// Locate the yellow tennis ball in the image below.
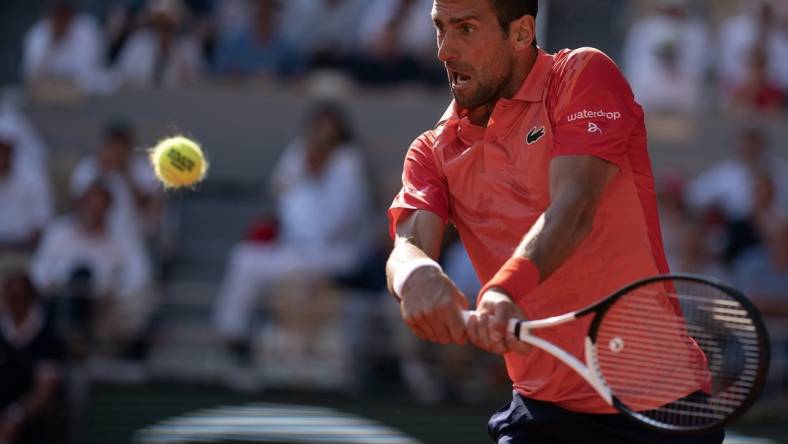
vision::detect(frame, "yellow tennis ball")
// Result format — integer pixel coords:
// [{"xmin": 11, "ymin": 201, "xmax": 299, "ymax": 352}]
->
[{"xmin": 149, "ymin": 136, "xmax": 208, "ymax": 188}]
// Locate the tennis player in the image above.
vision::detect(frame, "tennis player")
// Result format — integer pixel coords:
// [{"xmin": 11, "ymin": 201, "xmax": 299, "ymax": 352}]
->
[{"xmin": 386, "ymin": 1, "xmax": 724, "ymax": 443}]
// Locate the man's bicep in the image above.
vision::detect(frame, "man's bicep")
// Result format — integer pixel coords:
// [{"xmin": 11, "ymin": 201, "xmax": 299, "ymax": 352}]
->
[
  {"xmin": 549, "ymin": 155, "xmax": 618, "ymax": 203},
  {"xmin": 395, "ymin": 209, "xmax": 446, "ymax": 260}
]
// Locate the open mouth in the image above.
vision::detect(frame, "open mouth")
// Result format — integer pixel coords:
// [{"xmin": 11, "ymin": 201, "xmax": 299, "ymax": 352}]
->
[{"xmin": 450, "ymin": 70, "xmax": 471, "ymax": 87}]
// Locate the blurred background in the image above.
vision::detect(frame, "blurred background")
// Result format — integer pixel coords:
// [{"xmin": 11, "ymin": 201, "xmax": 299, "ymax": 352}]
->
[{"xmin": 0, "ymin": 0, "xmax": 786, "ymax": 443}]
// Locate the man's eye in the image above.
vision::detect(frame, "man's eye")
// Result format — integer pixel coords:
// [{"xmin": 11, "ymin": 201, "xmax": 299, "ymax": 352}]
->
[{"xmin": 460, "ymin": 25, "xmax": 474, "ymax": 34}]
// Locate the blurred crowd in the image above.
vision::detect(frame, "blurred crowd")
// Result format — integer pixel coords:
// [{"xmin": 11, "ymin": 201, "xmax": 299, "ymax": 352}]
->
[
  {"xmin": 20, "ymin": 0, "xmax": 443, "ymax": 94},
  {"xmin": 12, "ymin": 0, "xmax": 788, "ymax": 115},
  {"xmin": 623, "ymin": 0, "xmax": 788, "ymax": 114},
  {"xmin": 1, "ymin": 0, "xmax": 788, "ymax": 442}
]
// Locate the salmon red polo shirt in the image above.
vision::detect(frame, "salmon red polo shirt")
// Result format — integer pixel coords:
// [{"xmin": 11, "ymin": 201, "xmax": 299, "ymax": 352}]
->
[{"xmin": 389, "ymin": 48, "xmax": 677, "ymax": 413}]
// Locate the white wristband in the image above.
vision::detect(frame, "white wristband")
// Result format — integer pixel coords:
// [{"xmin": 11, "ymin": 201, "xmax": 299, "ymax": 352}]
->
[{"xmin": 393, "ymin": 257, "xmax": 442, "ymax": 299}]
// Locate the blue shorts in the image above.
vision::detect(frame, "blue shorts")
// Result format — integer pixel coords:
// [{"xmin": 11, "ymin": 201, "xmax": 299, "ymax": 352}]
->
[{"xmin": 488, "ymin": 391, "xmax": 725, "ymax": 444}]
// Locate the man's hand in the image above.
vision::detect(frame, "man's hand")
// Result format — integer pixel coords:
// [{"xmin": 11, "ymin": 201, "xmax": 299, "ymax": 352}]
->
[
  {"xmin": 400, "ymin": 266, "xmax": 469, "ymax": 345},
  {"xmin": 467, "ymin": 289, "xmax": 531, "ymax": 355}
]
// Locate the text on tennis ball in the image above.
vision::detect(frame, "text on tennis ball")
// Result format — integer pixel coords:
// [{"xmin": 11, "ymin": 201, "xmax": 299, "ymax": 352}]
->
[{"xmin": 167, "ymin": 148, "xmax": 196, "ymax": 172}]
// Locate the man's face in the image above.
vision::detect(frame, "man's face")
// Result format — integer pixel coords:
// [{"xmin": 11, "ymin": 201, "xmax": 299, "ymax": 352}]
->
[{"xmin": 432, "ymin": 0, "xmax": 516, "ymax": 110}]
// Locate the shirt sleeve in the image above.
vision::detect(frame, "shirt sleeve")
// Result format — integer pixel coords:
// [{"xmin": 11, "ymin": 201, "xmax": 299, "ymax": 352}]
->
[
  {"xmin": 387, "ymin": 133, "xmax": 449, "ymax": 238},
  {"xmin": 549, "ymin": 49, "xmax": 640, "ymax": 168}
]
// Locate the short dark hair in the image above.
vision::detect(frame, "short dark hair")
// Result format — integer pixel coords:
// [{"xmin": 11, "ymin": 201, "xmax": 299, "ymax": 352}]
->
[{"xmin": 489, "ymin": 0, "xmax": 538, "ymax": 46}]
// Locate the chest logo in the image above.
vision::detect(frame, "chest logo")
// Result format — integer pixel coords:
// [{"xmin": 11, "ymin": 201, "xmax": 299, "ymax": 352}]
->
[{"xmin": 526, "ymin": 126, "xmax": 545, "ymax": 145}]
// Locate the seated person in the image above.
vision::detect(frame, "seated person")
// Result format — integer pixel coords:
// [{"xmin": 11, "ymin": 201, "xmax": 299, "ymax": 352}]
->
[
  {"xmin": 29, "ymin": 181, "xmax": 152, "ymax": 360},
  {"xmin": 69, "ymin": 121, "xmax": 162, "ymax": 240},
  {"xmin": 20, "ymin": 1, "xmax": 111, "ymax": 94},
  {"xmin": 113, "ymin": 0, "xmax": 205, "ymax": 89},
  {"xmin": 213, "ymin": 103, "xmax": 372, "ymax": 363},
  {"xmin": 0, "ymin": 271, "xmax": 65, "ymax": 444}
]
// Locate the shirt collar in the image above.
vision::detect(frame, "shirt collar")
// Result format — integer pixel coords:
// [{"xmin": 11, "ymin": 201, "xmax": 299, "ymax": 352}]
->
[
  {"xmin": 438, "ymin": 48, "xmax": 554, "ymax": 126},
  {"xmin": 511, "ymin": 48, "xmax": 554, "ymax": 102}
]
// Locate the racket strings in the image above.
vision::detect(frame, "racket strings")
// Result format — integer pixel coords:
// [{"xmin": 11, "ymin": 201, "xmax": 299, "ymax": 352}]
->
[{"xmin": 594, "ymin": 280, "xmax": 765, "ymax": 429}]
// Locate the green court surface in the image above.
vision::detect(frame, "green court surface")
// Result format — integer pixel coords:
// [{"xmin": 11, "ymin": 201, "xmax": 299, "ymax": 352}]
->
[{"xmin": 86, "ymin": 384, "xmax": 788, "ymax": 444}]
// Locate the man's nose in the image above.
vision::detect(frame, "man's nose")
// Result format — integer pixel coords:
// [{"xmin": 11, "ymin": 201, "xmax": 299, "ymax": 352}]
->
[{"xmin": 437, "ymin": 34, "xmax": 459, "ymax": 63}]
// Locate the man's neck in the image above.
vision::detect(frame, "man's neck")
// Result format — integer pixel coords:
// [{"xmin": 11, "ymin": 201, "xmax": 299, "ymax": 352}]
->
[{"xmin": 467, "ymin": 48, "xmax": 539, "ymax": 127}]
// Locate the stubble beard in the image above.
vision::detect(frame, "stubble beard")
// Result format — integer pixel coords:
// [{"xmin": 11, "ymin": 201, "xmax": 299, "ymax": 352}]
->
[{"xmin": 450, "ymin": 59, "xmax": 513, "ymax": 111}]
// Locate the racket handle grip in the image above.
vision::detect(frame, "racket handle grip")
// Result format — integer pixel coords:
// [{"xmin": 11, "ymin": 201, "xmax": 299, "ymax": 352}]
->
[{"xmin": 461, "ymin": 310, "xmax": 520, "ymax": 335}]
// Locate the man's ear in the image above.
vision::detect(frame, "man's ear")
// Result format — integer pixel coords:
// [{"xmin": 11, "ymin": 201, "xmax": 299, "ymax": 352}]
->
[{"xmin": 510, "ymin": 15, "xmax": 536, "ymax": 51}]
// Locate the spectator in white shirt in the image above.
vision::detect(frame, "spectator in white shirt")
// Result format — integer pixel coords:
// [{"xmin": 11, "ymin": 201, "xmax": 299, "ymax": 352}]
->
[
  {"xmin": 213, "ymin": 103, "xmax": 372, "ymax": 360},
  {"xmin": 30, "ymin": 181, "xmax": 152, "ymax": 358},
  {"xmin": 621, "ymin": 0, "xmax": 710, "ymax": 112},
  {"xmin": 0, "ymin": 129, "xmax": 52, "ymax": 252},
  {"xmin": 686, "ymin": 127, "xmax": 788, "ymax": 263},
  {"xmin": 30, "ymin": 181, "xmax": 151, "ymax": 300},
  {"xmin": 21, "ymin": 1, "xmax": 113, "ymax": 95},
  {"xmin": 686, "ymin": 127, "xmax": 788, "ymax": 222},
  {"xmin": 69, "ymin": 122, "xmax": 161, "ymax": 239},
  {"xmin": 114, "ymin": 0, "xmax": 206, "ymax": 88},
  {"xmin": 719, "ymin": 0, "xmax": 788, "ymax": 100}
]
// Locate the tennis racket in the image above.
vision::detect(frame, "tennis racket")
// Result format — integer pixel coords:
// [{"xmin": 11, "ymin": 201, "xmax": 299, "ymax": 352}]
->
[{"xmin": 462, "ymin": 273, "xmax": 770, "ymax": 434}]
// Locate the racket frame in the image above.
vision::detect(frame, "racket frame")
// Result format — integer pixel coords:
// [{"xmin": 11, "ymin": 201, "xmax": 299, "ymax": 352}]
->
[{"xmin": 469, "ymin": 273, "xmax": 771, "ymax": 434}]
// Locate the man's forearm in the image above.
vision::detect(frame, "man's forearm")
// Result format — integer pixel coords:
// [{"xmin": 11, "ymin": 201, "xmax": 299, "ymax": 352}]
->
[{"xmin": 386, "ymin": 210, "xmax": 446, "ymax": 298}]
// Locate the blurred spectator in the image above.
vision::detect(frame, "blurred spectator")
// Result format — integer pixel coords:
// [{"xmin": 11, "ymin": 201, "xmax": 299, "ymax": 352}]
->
[
  {"xmin": 114, "ymin": 0, "xmax": 206, "ymax": 88},
  {"xmin": 280, "ymin": 0, "xmax": 366, "ymax": 71},
  {"xmin": 0, "ymin": 272, "xmax": 65, "ymax": 444},
  {"xmin": 734, "ymin": 215, "xmax": 788, "ymax": 317},
  {"xmin": 21, "ymin": 1, "xmax": 113, "ymax": 95},
  {"xmin": 69, "ymin": 121, "xmax": 162, "ymax": 239},
  {"xmin": 622, "ymin": 0, "xmax": 710, "ymax": 113},
  {"xmin": 356, "ymin": 0, "xmax": 440, "ymax": 85},
  {"xmin": 0, "ymin": 129, "xmax": 52, "ymax": 252},
  {"xmin": 719, "ymin": 0, "xmax": 788, "ymax": 101},
  {"xmin": 29, "ymin": 182, "xmax": 152, "ymax": 361},
  {"xmin": 105, "ymin": 2, "xmax": 146, "ymax": 65},
  {"xmin": 686, "ymin": 127, "xmax": 788, "ymax": 262},
  {"xmin": 213, "ymin": 103, "xmax": 373, "ymax": 363},
  {"xmin": 214, "ymin": 0, "xmax": 302, "ymax": 78},
  {"xmin": 731, "ymin": 47, "xmax": 786, "ymax": 112},
  {"xmin": 686, "ymin": 127, "xmax": 788, "ymax": 222},
  {"xmin": 671, "ymin": 218, "xmax": 727, "ymax": 280}
]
